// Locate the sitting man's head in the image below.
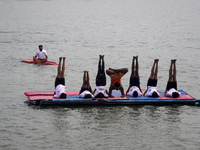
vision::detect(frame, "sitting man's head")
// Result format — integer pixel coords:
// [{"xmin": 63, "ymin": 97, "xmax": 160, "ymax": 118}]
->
[
  {"xmin": 84, "ymin": 94, "xmax": 92, "ymax": 98},
  {"xmin": 152, "ymin": 91, "xmax": 159, "ymax": 97},
  {"xmin": 95, "ymin": 93, "xmax": 104, "ymax": 98},
  {"xmin": 114, "ymin": 82, "xmax": 121, "ymax": 90},
  {"xmin": 59, "ymin": 93, "xmax": 67, "ymax": 99},
  {"xmin": 39, "ymin": 45, "xmax": 43, "ymax": 51},
  {"xmin": 172, "ymin": 92, "xmax": 179, "ymax": 98},
  {"xmin": 133, "ymin": 91, "xmax": 138, "ymax": 97}
]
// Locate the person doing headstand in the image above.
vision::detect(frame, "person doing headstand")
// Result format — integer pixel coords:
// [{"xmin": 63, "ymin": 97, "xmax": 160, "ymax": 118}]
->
[
  {"xmin": 106, "ymin": 67, "xmax": 128, "ymax": 98},
  {"xmin": 93, "ymin": 55, "xmax": 109, "ymax": 98},
  {"xmin": 54, "ymin": 57, "xmax": 67, "ymax": 99},
  {"xmin": 126, "ymin": 56, "xmax": 142, "ymax": 97},
  {"xmin": 165, "ymin": 59, "xmax": 180, "ymax": 98},
  {"xmin": 144, "ymin": 59, "xmax": 160, "ymax": 97},
  {"xmin": 79, "ymin": 70, "xmax": 93, "ymax": 98}
]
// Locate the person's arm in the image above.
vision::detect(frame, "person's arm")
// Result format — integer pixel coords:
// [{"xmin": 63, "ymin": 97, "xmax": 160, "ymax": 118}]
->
[
  {"xmin": 109, "ymin": 84, "xmax": 114, "ymax": 98},
  {"xmin": 92, "ymin": 89, "xmax": 96, "ymax": 95},
  {"xmin": 120, "ymin": 86, "xmax": 125, "ymax": 97},
  {"xmin": 138, "ymin": 85, "xmax": 142, "ymax": 93},
  {"xmin": 46, "ymin": 55, "xmax": 48, "ymax": 60},
  {"xmin": 164, "ymin": 88, "xmax": 167, "ymax": 95},
  {"xmin": 106, "ymin": 90, "xmax": 109, "ymax": 95},
  {"xmin": 126, "ymin": 86, "xmax": 130, "ymax": 95},
  {"xmin": 143, "ymin": 89, "xmax": 148, "ymax": 95}
]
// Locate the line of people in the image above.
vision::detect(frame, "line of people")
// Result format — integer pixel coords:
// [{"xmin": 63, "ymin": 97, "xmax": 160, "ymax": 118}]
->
[{"xmin": 53, "ymin": 55, "xmax": 181, "ymax": 99}]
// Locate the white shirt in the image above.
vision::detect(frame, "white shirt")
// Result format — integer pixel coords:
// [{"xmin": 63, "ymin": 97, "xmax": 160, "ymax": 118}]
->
[
  {"xmin": 127, "ymin": 86, "xmax": 142, "ymax": 97},
  {"xmin": 94, "ymin": 86, "xmax": 109, "ymax": 98},
  {"xmin": 144, "ymin": 86, "xmax": 160, "ymax": 97},
  {"xmin": 35, "ymin": 50, "xmax": 47, "ymax": 60},
  {"xmin": 79, "ymin": 90, "xmax": 94, "ymax": 98},
  {"xmin": 166, "ymin": 88, "xmax": 181, "ymax": 97},
  {"xmin": 54, "ymin": 84, "xmax": 65, "ymax": 98}
]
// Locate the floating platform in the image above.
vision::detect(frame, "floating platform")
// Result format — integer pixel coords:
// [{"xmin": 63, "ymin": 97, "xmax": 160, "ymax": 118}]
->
[
  {"xmin": 22, "ymin": 59, "xmax": 58, "ymax": 65},
  {"xmin": 24, "ymin": 90, "xmax": 200, "ymax": 106}
]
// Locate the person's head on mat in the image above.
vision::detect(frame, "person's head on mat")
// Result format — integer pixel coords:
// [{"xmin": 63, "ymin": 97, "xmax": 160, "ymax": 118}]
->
[
  {"xmin": 95, "ymin": 92, "xmax": 105, "ymax": 98},
  {"xmin": 152, "ymin": 91, "xmax": 159, "ymax": 97},
  {"xmin": 172, "ymin": 92, "xmax": 179, "ymax": 98},
  {"xmin": 114, "ymin": 82, "xmax": 121, "ymax": 90},
  {"xmin": 60, "ymin": 93, "xmax": 67, "ymax": 99},
  {"xmin": 84, "ymin": 94, "xmax": 92, "ymax": 98},
  {"xmin": 133, "ymin": 91, "xmax": 138, "ymax": 97}
]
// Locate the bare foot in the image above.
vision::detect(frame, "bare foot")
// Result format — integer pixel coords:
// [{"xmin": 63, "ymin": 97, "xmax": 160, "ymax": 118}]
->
[
  {"xmin": 155, "ymin": 59, "xmax": 159, "ymax": 62},
  {"xmin": 63, "ymin": 57, "xmax": 66, "ymax": 59},
  {"xmin": 102, "ymin": 55, "xmax": 104, "ymax": 61}
]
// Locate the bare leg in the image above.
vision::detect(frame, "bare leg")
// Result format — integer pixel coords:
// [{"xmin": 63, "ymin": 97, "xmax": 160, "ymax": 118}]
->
[
  {"xmin": 86, "ymin": 71, "xmax": 91, "ymax": 88},
  {"xmin": 82, "ymin": 70, "xmax": 87, "ymax": 88},
  {"xmin": 40, "ymin": 59, "xmax": 47, "ymax": 63},
  {"xmin": 109, "ymin": 68, "xmax": 128, "ymax": 74},
  {"xmin": 135, "ymin": 56, "xmax": 139, "ymax": 78},
  {"xmin": 154, "ymin": 59, "xmax": 159, "ymax": 79},
  {"xmin": 168, "ymin": 60, "xmax": 173, "ymax": 82},
  {"xmin": 61, "ymin": 57, "xmax": 65, "ymax": 78},
  {"xmin": 131, "ymin": 56, "xmax": 135, "ymax": 78},
  {"xmin": 173, "ymin": 59, "xmax": 177, "ymax": 82},
  {"xmin": 101, "ymin": 55, "xmax": 104, "ymax": 70},
  {"xmin": 106, "ymin": 69, "xmax": 115, "ymax": 75},
  {"xmin": 150, "ymin": 60, "xmax": 156, "ymax": 79},
  {"xmin": 56, "ymin": 57, "xmax": 62, "ymax": 78}
]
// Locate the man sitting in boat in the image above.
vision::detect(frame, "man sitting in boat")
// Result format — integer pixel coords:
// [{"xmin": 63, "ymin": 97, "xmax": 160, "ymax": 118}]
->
[
  {"xmin": 165, "ymin": 59, "xmax": 181, "ymax": 98},
  {"xmin": 106, "ymin": 67, "xmax": 128, "ymax": 98},
  {"xmin": 144, "ymin": 59, "xmax": 160, "ymax": 97},
  {"xmin": 79, "ymin": 70, "xmax": 94, "ymax": 98},
  {"xmin": 93, "ymin": 55, "xmax": 109, "ymax": 98},
  {"xmin": 54, "ymin": 57, "xmax": 67, "ymax": 99},
  {"xmin": 33, "ymin": 45, "xmax": 48, "ymax": 63},
  {"xmin": 126, "ymin": 56, "xmax": 142, "ymax": 97}
]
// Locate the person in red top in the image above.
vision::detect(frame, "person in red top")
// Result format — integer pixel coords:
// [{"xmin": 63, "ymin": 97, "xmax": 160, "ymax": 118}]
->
[{"xmin": 106, "ymin": 68, "xmax": 128, "ymax": 97}]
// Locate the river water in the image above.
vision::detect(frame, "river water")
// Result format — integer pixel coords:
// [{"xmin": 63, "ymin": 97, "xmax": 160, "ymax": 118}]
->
[{"xmin": 0, "ymin": 0, "xmax": 200, "ymax": 149}]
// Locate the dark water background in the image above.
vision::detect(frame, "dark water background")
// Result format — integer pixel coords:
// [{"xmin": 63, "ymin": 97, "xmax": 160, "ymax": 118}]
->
[{"xmin": 0, "ymin": 0, "xmax": 200, "ymax": 149}]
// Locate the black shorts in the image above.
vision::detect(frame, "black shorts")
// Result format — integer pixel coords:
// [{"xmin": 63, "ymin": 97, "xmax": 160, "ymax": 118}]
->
[
  {"xmin": 130, "ymin": 77, "xmax": 140, "ymax": 87},
  {"xmin": 166, "ymin": 81, "xmax": 177, "ymax": 91},
  {"xmin": 147, "ymin": 78, "xmax": 157, "ymax": 87},
  {"xmin": 55, "ymin": 78, "xmax": 65, "ymax": 88},
  {"xmin": 80, "ymin": 87, "xmax": 92, "ymax": 94}
]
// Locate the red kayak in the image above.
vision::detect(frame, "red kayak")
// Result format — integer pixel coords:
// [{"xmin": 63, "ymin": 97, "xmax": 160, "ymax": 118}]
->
[{"xmin": 22, "ymin": 59, "xmax": 58, "ymax": 65}]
